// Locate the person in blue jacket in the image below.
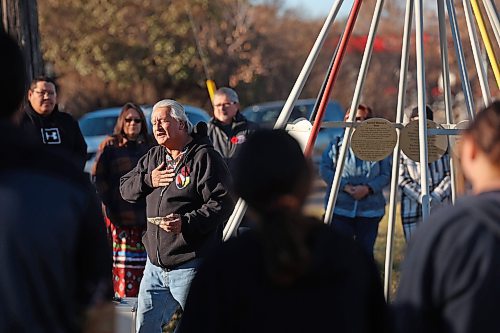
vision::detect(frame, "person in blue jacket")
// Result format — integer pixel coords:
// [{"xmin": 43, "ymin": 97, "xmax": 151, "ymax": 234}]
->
[{"xmin": 320, "ymin": 104, "xmax": 391, "ymax": 258}]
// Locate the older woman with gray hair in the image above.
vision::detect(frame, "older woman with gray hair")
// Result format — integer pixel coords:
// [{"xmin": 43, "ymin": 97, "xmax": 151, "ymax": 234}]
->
[{"xmin": 120, "ymin": 99, "xmax": 234, "ymax": 333}]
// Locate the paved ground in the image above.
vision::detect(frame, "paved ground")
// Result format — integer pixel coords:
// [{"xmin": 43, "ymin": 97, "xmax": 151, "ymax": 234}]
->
[{"xmin": 305, "ymin": 177, "xmax": 327, "ymax": 218}]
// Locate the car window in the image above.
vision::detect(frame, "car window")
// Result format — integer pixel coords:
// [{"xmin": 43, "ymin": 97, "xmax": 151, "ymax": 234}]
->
[
  {"xmin": 242, "ymin": 100, "xmax": 345, "ymax": 140},
  {"xmin": 291, "ymin": 105, "xmax": 309, "ymax": 121},
  {"xmin": 242, "ymin": 109, "xmax": 261, "ymax": 123},
  {"xmin": 301, "ymin": 103, "xmax": 343, "ymax": 122},
  {"xmin": 244, "ymin": 105, "xmax": 307, "ymax": 127},
  {"xmin": 79, "ymin": 116, "xmax": 117, "ymax": 136},
  {"xmin": 243, "ymin": 103, "xmax": 315, "ymax": 126},
  {"xmin": 186, "ymin": 112, "xmax": 209, "ymax": 126},
  {"xmin": 322, "ymin": 103, "xmax": 343, "ymax": 121},
  {"xmin": 260, "ymin": 107, "xmax": 282, "ymax": 125}
]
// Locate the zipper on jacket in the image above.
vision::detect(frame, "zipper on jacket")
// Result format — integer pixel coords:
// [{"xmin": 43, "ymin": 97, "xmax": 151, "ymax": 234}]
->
[
  {"xmin": 156, "ymin": 150, "xmax": 168, "ymax": 268},
  {"xmin": 154, "ymin": 143, "xmax": 195, "ymax": 268},
  {"xmin": 156, "ymin": 188, "xmax": 166, "ymax": 268}
]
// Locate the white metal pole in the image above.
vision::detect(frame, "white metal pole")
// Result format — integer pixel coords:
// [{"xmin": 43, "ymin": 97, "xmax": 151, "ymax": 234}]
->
[
  {"xmin": 223, "ymin": 0, "xmax": 345, "ymax": 240},
  {"xmin": 324, "ymin": 0, "xmax": 386, "ymax": 225},
  {"xmin": 482, "ymin": 0, "xmax": 500, "ymax": 52},
  {"xmin": 463, "ymin": 0, "xmax": 492, "ymax": 106},
  {"xmin": 446, "ymin": 0, "xmax": 475, "ymax": 120},
  {"xmin": 274, "ymin": 0, "xmax": 345, "ymax": 130},
  {"xmin": 437, "ymin": 0, "xmax": 457, "ymax": 204},
  {"xmin": 384, "ymin": 0, "xmax": 413, "ymax": 301},
  {"xmin": 222, "ymin": 198, "xmax": 244, "ymax": 241},
  {"xmin": 415, "ymin": 0, "xmax": 430, "ymax": 221}
]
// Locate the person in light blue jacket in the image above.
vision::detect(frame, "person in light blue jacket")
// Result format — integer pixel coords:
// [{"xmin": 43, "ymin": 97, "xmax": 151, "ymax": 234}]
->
[{"xmin": 320, "ymin": 104, "xmax": 391, "ymax": 259}]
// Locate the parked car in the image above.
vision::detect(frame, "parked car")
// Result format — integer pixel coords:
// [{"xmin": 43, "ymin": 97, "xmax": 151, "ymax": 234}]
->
[
  {"xmin": 241, "ymin": 99, "xmax": 345, "ymax": 163},
  {"xmin": 78, "ymin": 104, "xmax": 210, "ymax": 175}
]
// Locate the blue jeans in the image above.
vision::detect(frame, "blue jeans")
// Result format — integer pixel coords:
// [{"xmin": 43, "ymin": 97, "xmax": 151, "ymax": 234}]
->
[
  {"xmin": 331, "ymin": 214, "xmax": 382, "ymax": 259},
  {"xmin": 136, "ymin": 257, "xmax": 200, "ymax": 333}
]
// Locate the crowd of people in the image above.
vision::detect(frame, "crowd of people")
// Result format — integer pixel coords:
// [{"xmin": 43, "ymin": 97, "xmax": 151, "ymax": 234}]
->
[{"xmin": 2, "ymin": 29, "xmax": 500, "ymax": 333}]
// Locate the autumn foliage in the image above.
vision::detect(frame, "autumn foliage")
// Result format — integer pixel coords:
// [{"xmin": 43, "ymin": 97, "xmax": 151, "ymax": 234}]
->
[{"xmin": 38, "ymin": 0, "xmax": 498, "ymax": 120}]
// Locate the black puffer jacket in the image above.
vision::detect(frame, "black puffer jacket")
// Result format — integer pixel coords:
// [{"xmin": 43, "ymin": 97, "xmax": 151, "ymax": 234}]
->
[
  {"xmin": 207, "ymin": 112, "xmax": 258, "ymax": 170},
  {"xmin": 120, "ymin": 123, "xmax": 234, "ymax": 268}
]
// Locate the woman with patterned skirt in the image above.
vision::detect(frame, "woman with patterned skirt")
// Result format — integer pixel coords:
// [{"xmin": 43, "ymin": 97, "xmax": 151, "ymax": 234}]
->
[{"xmin": 94, "ymin": 103, "xmax": 153, "ymax": 298}]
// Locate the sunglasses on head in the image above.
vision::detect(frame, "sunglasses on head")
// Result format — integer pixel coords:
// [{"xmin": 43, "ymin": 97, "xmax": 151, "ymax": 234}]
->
[{"xmin": 125, "ymin": 118, "xmax": 141, "ymax": 124}]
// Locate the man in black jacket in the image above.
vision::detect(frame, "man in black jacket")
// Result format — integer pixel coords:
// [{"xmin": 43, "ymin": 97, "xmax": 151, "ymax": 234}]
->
[
  {"xmin": 207, "ymin": 87, "xmax": 258, "ymax": 171},
  {"xmin": 21, "ymin": 76, "xmax": 87, "ymax": 170},
  {"xmin": 0, "ymin": 31, "xmax": 112, "ymax": 333},
  {"xmin": 120, "ymin": 99, "xmax": 234, "ymax": 333}
]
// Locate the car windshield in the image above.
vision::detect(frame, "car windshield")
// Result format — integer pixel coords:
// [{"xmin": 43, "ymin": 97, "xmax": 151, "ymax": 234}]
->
[
  {"xmin": 79, "ymin": 116, "xmax": 118, "ymax": 136},
  {"xmin": 187, "ymin": 112, "xmax": 211, "ymax": 127},
  {"xmin": 79, "ymin": 107, "xmax": 210, "ymax": 137},
  {"xmin": 243, "ymin": 101, "xmax": 342, "ymax": 127}
]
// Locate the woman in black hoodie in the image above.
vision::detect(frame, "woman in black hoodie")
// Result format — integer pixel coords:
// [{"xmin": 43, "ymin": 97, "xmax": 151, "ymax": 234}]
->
[{"xmin": 179, "ymin": 129, "xmax": 388, "ymax": 333}]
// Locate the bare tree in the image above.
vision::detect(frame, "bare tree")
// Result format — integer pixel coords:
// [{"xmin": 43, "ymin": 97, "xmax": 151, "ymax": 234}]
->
[{"xmin": 1, "ymin": 0, "xmax": 43, "ymax": 81}]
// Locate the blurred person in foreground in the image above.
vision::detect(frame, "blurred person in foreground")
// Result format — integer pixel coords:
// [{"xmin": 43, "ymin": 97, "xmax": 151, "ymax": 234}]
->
[
  {"xmin": 207, "ymin": 87, "xmax": 258, "ymax": 170},
  {"xmin": 120, "ymin": 99, "xmax": 234, "ymax": 333},
  {"xmin": 399, "ymin": 105, "xmax": 451, "ymax": 241},
  {"xmin": 320, "ymin": 104, "xmax": 391, "ymax": 259},
  {"xmin": 393, "ymin": 100, "xmax": 500, "ymax": 333},
  {"xmin": 0, "ymin": 31, "xmax": 113, "ymax": 333},
  {"xmin": 178, "ymin": 129, "xmax": 388, "ymax": 333},
  {"xmin": 20, "ymin": 75, "xmax": 87, "ymax": 170},
  {"xmin": 94, "ymin": 103, "xmax": 154, "ymax": 298}
]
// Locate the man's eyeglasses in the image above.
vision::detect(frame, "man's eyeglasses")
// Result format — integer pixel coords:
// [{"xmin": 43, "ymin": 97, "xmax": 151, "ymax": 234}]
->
[
  {"xmin": 124, "ymin": 118, "xmax": 142, "ymax": 124},
  {"xmin": 214, "ymin": 102, "xmax": 237, "ymax": 108},
  {"xmin": 33, "ymin": 90, "xmax": 56, "ymax": 97}
]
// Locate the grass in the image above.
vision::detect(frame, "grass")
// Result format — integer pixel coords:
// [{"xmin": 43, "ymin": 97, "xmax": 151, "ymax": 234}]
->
[{"xmin": 374, "ymin": 205, "xmax": 406, "ymax": 301}]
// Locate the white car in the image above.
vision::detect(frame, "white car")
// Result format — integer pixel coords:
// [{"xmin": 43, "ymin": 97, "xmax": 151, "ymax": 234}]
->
[{"xmin": 78, "ymin": 105, "xmax": 210, "ymax": 175}]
